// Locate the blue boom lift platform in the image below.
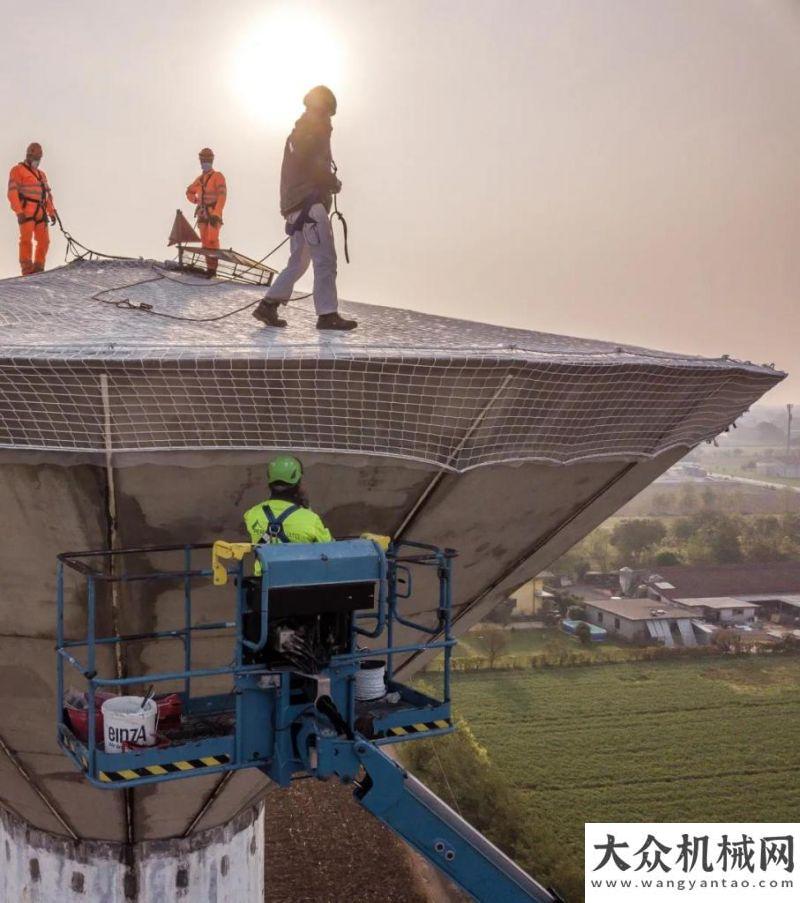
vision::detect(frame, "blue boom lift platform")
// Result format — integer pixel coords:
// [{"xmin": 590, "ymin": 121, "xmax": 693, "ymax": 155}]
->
[{"xmin": 56, "ymin": 537, "xmax": 565, "ymax": 902}]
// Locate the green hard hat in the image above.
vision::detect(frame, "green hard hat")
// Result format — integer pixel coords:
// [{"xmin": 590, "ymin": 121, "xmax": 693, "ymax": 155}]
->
[{"xmin": 267, "ymin": 454, "xmax": 303, "ymax": 486}]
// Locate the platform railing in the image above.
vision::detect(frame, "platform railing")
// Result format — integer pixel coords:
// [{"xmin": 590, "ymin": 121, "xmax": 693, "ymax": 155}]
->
[{"xmin": 56, "ymin": 539, "xmax": 457, "ymax": 780}]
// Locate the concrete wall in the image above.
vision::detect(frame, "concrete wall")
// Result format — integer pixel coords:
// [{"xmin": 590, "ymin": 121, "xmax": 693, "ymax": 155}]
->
[
  {"xmin": 0, "ymin": 446, "xmax": 688, "ymax": 843},
  {"xmin": 584, "ymin": 605, "xmax": 646, "ymax": 642},
  {"xmin": 717, "ymin": 607, "xmax": 757, "ymax": 625},
  {"xmin": 0, "ymin": 801, "xmax": 263, "ymax": 902}
]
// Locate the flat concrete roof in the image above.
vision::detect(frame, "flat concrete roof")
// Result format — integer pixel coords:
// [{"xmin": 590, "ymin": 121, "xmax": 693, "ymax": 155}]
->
[
  {"xmin": 584, "ymin": 598, "xmax": 692, "ymax": 621},
  {"xmin": 675, "ymin": 596, "xmax": 760, "ymax": 610},
  {"xmin": 0, "ymin": 259, "xmax": 785, "ymax": 471}
]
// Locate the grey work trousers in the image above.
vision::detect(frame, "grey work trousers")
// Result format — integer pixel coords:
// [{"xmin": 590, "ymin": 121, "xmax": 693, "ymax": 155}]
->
[{"xmin": 265, "ymin": 203, "xmax": 338, "ymax": 316}]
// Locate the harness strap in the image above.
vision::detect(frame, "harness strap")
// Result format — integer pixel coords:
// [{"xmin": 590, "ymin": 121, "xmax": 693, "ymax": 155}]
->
[
  {"xmin": 260, "ymin": 503, "xmax": 301, "ymax": 544},
  {"xmin": 18, "ymin": 163, "xmax": 50, "ymax": 222},
  {"xmin": 197, "ymin": 171, "xmax": 220, "ymax": 217},
  {"xmin": 285, "ymin": 194, "xmax": 318, "ymax": 237}
]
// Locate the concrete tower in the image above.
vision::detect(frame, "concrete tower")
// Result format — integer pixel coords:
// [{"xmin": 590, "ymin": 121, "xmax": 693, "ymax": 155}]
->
[{"xmin": 0, "ymin": 260, "xmax": 784, "ymax": 900}]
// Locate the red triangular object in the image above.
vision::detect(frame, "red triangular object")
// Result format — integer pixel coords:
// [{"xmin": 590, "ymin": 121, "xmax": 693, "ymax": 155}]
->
[{"xmin": 168, "ymin": 209, "xmax": 201, "ymax": 246}]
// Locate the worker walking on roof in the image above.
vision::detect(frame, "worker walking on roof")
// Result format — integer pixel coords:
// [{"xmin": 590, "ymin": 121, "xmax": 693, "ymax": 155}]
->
[
  {"xmin": 252, "ymin": 86, "xmax": 357, "ymax": 331},
  {"xmin": 243, "ymin": 455, "xmax": 333, "ymax": 575},
  {"xmin": 7, "ymin": 143, "xmax": 57, "ymax": 276},
  {"xmin": 185, "ymin": 148, "xmax": 226, "ymax": 277}
]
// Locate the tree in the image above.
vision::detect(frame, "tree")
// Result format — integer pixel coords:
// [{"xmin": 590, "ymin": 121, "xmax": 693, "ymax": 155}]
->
[
  {"xmin": 476, "ymin": 625, "xmax": 509, "ymax": 668},
  {"xmin": 574, "ymin": 622, "xmax": 592, "ymax": 647},
  {"xmin": 654, "ymin": 550, "xmax": 682, "ymax": 566},
  {"xmin": 610, "ymin": 519, "xmax": 667, "ymax": 565},
  {"xmin": 712, "ymin": 628, "xmax": 741, "ymax": 653},
  {"xmin": 740, "ymin": 516, "xmax": 787, "ymax": 563},
  {"xmin": 584, "ymin": 529, "xmax": 614, "ymax": 572},
  {"xmin": 679, "ymin": 484, "xmax": 699, "ymax": 515},
  {"xmin": 485, "ymin": 597, "xmax": 515, "ymax": 626},
  {"xmin": 679, "ymin": 511, "xmax": 743, "ymax": 565},
  {"xmin": 567, "ymin": 604, "xmax": 587, "ymax": 621},
  {"xmin": 548, "ymin": 548, "xmax": 591, "ymax": 581},
  {"xmin": 701, "ymin": 487, "xmax": 716, "ymax": 510}
]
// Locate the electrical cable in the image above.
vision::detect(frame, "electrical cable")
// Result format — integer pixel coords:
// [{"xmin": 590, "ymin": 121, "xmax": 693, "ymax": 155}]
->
[
  {"xmin": 53, "ymin": 206, "xmax": 353, "ymax": 324},
  {"xmin": 91, "ymin": 267, "xmax": 312, "ymax": 324},
  {"xmin": 432, "ymin": 742, "xmax": 463, "ymax": 817}
]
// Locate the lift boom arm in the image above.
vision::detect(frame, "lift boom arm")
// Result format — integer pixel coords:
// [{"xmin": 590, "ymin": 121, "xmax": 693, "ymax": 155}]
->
[{"xmin": 350, "ymin": 741, "xmax": 564, "ymax": 903}]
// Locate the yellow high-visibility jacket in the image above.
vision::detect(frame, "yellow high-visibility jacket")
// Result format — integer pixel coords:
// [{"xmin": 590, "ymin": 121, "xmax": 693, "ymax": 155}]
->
[{"xmin": 243, "ymin": 498, "xmax": 332, "ymax": 575}]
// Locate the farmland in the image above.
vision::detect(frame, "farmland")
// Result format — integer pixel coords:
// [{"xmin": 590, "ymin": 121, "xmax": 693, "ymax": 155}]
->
[{"xmin": 447, "ymin": 657, "xmax": 800, "ymax": 898}]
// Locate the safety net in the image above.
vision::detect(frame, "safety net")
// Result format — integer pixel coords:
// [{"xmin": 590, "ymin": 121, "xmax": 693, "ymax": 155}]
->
[{"xmin": 0, "ymin": 259, "xmax": 784, "ymax": 471}]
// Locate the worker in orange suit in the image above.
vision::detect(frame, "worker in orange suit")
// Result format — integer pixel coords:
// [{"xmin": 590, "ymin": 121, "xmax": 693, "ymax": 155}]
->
[
  {"xmin": 7, "ymin": 142, "xmax": 57, "ymax": 276},
  {"xmin": 185, "ymin": 147, "xmax": 226, "ymax": 277}
]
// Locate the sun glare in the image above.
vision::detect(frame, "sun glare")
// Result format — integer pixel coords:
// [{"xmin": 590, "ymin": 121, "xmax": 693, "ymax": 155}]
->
[{"xmin": 231, "ymin": 10, "xmax": 346, "ymax": 129}]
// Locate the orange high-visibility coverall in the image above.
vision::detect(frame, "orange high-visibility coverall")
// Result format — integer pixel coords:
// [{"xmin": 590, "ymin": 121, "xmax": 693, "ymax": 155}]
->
[
  {"xmin": 185, "ymin": 170, "xmax": 226, "ymax": 275},
  {"xmin": 7, "ymin": 162, "xmax": 56, "ymax": 275}
]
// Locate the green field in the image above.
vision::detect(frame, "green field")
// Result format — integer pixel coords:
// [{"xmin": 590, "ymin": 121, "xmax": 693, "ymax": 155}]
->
[{"xmin": 449, "ymin": 657, "xmax": 800, "ymax": 896}]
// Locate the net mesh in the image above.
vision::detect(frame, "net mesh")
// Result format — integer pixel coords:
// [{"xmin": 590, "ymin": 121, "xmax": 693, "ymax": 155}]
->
[{"xmin": 0, "ymin": 260, "xmax": 784, "ymax": 471}]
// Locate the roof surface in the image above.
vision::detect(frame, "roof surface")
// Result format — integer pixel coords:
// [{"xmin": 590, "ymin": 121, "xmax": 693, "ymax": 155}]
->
[
  {"xmin": 583, "ymin": 597, "xmax": 692, "ymax": 621},
  {"xmin": 674, "ymin": 596, "xmax": 760, "ymax": 610},
  {"xmin": 0, "ymin": 258, "xmax": 784, "ymax": 365},
  {"xmin": 645, "ymin": 563, "xmax": 800, "ymax": 600},
  {"xmin": 0, "ymin": 259, "xmax": 785, "ymax": 470}
]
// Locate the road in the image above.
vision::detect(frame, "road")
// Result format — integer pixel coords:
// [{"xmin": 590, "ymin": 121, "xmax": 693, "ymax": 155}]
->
[{"xmin": 706, "ymin": 471, "xmax": 800, "ymax": 494}]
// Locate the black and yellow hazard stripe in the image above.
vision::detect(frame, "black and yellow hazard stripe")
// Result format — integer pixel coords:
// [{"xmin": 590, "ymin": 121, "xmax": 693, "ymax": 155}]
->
[
  {"xmin": 386, "ymin": 719, "xmax": 451, "ymax": 738},
  {"xmin": 99, "ymin": 754, "xmax": 231, "ymax": 783},
  {"xmin": 61, "ymin": 731, "xmax": 89, "ymax": 771}
]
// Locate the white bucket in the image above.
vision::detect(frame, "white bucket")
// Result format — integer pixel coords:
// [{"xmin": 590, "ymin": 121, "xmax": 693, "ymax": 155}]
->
[
  {"xmin": 355, "ymin": 660, "xmax": 387, "ymax": 701},
  {"xmin": 102, "ymin": 696, "xmax": 158, "ymax": 754}
]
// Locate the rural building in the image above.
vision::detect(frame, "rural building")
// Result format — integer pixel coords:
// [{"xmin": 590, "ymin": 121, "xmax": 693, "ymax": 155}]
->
[
  {"xmin": 583, "ymin": 598, "xmax": 697, "ymax": 646},
  {"xmin": 510, "ymin": 575, "xmax": 555, "ymax": 617},
  {"xmin": 640, "ymin": 563, "xmax": 800, "ymax": 626}
]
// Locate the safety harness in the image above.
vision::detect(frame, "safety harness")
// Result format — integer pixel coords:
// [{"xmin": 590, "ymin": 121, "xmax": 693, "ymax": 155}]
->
[
  {"xmin": 259, "ymin": 503, "xmax": 301, "ymax": 544},
  {"xmin": 285, "ymin": 178, "xmax": 350, "ymax": 263},
  {"xmin": 196, "ymin": 171, "xmax": 222, "ymax": 224},
  {"xmin": 16, "ymin": 162, "xmax": 52, "ymax": 225}
]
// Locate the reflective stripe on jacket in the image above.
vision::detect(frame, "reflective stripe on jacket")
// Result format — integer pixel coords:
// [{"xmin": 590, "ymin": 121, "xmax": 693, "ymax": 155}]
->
[
  {"xmin": 243, "ymin": 498, "xmax": 333, "ymax": 575},
  {"xmin": 7, "ymin": 163, "xmax": 55, "ymax": 220},
  {"xmin": 185, "ymin": 170, "xmax": 227, "ymax": 221}
]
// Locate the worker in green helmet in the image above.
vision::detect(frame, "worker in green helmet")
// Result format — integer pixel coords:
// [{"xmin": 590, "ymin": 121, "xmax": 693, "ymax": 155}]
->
[{"xmin": 243, "ymin": 455, "xmax": 332, "ymax": 574}]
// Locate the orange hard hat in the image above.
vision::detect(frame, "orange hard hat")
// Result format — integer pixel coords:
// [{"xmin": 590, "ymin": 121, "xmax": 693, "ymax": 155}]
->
[
  {"xmin": 26, "ymin": 142, "xmax": 43, "ymax": 158},
  {"xmin": 199, "ymin": 147, "xmax": 214, "ymax": 160}
]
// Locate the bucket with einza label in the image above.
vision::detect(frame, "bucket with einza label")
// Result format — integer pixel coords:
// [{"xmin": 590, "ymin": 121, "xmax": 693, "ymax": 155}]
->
[{"xmin": 101, "ymin": 695, "xmax": 158, "ymax": 753}]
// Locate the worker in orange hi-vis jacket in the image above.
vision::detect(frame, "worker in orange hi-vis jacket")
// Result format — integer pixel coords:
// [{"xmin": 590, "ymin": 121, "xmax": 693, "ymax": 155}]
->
[
  {"xmin": 7, "ymin": 142, "xmax": 57, "ymax": 276},
  {"xmin": 185, "ymin": 147, "xmax": 226, "ymax": 277}
]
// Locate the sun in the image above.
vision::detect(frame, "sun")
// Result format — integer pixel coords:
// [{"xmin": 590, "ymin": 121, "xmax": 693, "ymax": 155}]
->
[{"xmin": 231, "ymin": 9, "xmax": 346, "ymax": 129}]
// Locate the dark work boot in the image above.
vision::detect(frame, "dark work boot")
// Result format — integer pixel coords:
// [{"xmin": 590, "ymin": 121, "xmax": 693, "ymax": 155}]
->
[
  {"xmin": 316, "ymin": 311, "xmax": 358, "ymax": 331},
  {"xmin": 252, "ymin": 299, "xmax": 287, "ymax": 328}
]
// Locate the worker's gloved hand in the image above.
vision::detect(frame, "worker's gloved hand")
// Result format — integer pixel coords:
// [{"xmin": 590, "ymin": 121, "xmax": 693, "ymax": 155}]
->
[
  {"xmin": 49, "ymin": 214, "xmax": 57, "ymax": 226},
  {"xmin": 209, "ymin": 215, "xmax": 222, "ymax": 227},
  {"xmin": 16, "ymin": 213, "xmax": 25, "ymax": 224},
  {"xmin": 331, "ymin": 177, "xmax": 342, "ymax": 194}
]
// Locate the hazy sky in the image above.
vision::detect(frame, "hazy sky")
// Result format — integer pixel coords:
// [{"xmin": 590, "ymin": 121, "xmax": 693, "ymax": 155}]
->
[{"xmin": 1, "ymin": 0, "xmax": 797, "ymax": 403}]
